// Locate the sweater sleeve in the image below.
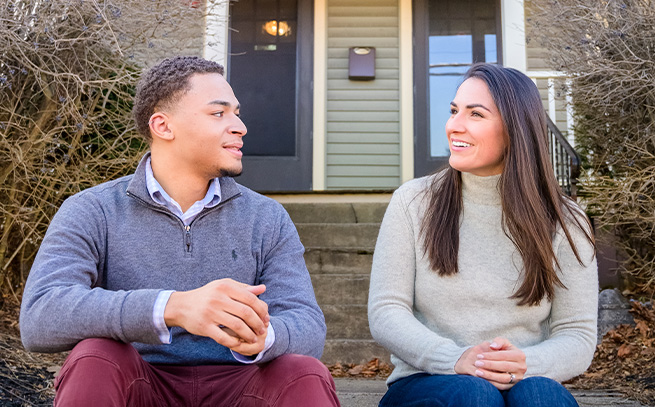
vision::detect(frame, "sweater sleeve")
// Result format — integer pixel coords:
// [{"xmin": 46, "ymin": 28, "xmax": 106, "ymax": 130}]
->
[
  {"xmin": 368, "ymin": 187, "xmax": 469, "ymax": 375},
  {"xmin": 255, "ymin": 204, "xmax": 326, "ymax": 362},
  {"xmin": 522, "ymin": 216, "xmax": 598, "ymax": 382},
  {"xmin": 20, "ymin": 192, "xmax": 163, "ymax": 352}
]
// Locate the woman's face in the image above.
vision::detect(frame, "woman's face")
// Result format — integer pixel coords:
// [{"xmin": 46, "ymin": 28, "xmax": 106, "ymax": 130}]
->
[{"xmin": 446, "ymin": 77, "xmax": 507, "ymax": 177}]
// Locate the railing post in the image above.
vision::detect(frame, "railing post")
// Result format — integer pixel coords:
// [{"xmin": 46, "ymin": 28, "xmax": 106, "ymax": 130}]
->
[
  {"xmin": 529, "ymin": 72, "xmax": 581, "ymax": 200},
  {"xmin": 546, "ymin": 115, "xmax": 581, "ymax": 200}
]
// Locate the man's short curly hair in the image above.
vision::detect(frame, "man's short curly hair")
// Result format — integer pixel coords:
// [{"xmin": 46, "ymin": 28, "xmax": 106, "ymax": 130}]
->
[{"xmin": 133, "ymin": 56, "xmax": 225, "ymax": 142}]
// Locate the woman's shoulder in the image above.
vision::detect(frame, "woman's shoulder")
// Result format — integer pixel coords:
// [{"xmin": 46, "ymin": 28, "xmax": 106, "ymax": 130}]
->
[{"xmin": 394, "ymin": 169, "xmax": 447, "ymax": 199}]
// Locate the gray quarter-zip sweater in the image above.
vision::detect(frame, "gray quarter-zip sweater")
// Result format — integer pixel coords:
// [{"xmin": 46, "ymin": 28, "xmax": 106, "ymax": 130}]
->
[{"xmin": 20, "ymin": 153, "xmax": 326, "ymax": 365}]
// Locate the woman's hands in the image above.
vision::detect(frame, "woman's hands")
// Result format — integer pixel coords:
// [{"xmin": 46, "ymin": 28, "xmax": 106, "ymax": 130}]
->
[
  {"xmin": 454, "ymin": 341, "xmax": 493, "ymax": 376},
  {"xmin": 454, "ymin": 337, "xmax": 527, "ymax": 390}
]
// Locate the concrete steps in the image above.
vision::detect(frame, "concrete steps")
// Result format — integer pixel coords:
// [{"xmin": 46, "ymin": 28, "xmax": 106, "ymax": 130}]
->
[
  {"xmin": 304, "ymin": 248, "xmax": 373, "ymax": 275},
  {"xmin": 281, "ymin": 200, "xmax": 391, "ymax": 364},
  {"xmin": 284, "ymin": 202, "xmax": 387, "ymax": 224},
  {"xmin": 296, "ymin": 224, "xmax": 381, "ymax": 249}
]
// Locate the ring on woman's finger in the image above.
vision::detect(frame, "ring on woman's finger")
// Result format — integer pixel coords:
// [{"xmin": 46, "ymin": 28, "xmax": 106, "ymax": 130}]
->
[{"xmin": 508, "ymin": 372, "xmax": 516, "ymax": 384}]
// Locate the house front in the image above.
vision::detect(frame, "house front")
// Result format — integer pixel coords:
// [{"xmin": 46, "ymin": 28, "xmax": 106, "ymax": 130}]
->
[{"xmin": 184, "ymin": 0, "xmax": 573, "ymax": 193}]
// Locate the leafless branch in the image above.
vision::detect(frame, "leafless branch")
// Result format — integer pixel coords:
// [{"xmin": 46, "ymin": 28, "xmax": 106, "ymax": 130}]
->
[
  {"xmin": 529, "ymin": 0, "xmax": 655, "ymax": 297},
  {"xmin": 0, "ymin": 0, "xmax": 226, "ymax": 304}
]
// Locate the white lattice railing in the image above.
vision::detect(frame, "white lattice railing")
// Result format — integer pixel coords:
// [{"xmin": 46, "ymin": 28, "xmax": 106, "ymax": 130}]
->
[
  {"xmin": 528, "ymin": 71, "xmax": 580, "ymax": 199},
  {"xmin": 527, "ymin": 71, "xmax": 575, "ymax": 147}
]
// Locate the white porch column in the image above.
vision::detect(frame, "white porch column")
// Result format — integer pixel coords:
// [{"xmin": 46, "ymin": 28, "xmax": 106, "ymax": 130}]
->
[
  {"xmin": 399, "ymin": 0, "xmax": 415, "ymax": 183},
  {"xmin": 204, "ymin": 1, "xmax": 230, "ymax": 69},
  {"xmin": 501, "ymin": 0, "xmax": 526, "ymax": 71},
  {"xmin": 312, "ymin": 0, "xmax": 327, "ymax": 190}
]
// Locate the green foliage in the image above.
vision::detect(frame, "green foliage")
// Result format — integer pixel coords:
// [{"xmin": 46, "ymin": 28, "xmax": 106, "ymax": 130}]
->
[
  {"xmin": 529, "ymin": 0, "xmax": 655, "ymax": 296},
  {"xmin": 0, "ymin": 0, "xmax": 218, "ymax": 303}
]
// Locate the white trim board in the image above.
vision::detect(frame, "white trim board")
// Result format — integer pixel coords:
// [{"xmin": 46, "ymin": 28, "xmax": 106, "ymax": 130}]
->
[
  {"xmin": 204, "ymin": 0, "xmax": 230, "ymax": 69},
  {"xmin": 312, "ymin": 0, "xmax": 327, "ymax": 190},
  {"xmin": 501, "ymin": 0, "xmax": 526, "ymax": 71}
]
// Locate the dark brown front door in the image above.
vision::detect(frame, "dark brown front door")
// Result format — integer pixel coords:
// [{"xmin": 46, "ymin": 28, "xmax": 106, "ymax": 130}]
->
[{"xmin": 228, "ymin": 0, "xmax": 314, "ymax": 191}]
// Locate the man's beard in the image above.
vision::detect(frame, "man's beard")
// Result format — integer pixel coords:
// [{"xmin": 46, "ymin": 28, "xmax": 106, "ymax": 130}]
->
[{"xmin": 218, "ymin": 168, "xmax": 242, "ymax": 178}]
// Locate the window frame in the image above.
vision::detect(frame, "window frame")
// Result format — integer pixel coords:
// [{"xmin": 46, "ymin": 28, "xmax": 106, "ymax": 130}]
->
[{"xmin": 412, "ymin": 0, "xmax": 503, "ymax": 177}]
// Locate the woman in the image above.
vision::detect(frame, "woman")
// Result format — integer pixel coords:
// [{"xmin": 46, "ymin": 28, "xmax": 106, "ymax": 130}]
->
[{"xmin": 368, "ymin": 63, "xmax": 597, "ymax": 407}]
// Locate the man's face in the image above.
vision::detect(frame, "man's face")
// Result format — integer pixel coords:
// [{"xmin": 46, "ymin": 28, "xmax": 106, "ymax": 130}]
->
[{"xmin": 164, "ymin": 73, "xmax": 247, "ymax": 178}]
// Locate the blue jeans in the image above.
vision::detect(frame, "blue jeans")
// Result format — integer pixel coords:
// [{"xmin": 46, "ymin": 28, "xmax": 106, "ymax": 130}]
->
[{"xmin": 379, "ymin": 373, "xmax": 579, "ymax": 407}]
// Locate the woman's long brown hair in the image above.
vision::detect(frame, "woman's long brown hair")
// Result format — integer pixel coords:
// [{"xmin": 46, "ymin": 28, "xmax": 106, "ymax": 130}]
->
[{"xmin": 420, "ymin": 63, "xmax": 595, "ymax": 306}]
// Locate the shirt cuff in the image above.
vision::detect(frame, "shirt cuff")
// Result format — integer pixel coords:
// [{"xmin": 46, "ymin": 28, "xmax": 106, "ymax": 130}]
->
[
  {"xmin": 153, "ymin": 290, "xmax": 175, "ymax": 344},
  {"xmin": 232, "ymin": 323, "xmax": 276, "ymax": 364}
]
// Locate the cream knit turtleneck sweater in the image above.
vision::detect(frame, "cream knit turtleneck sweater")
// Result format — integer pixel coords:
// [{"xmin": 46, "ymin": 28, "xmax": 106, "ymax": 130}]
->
[{"xmin": 368, "ymin": 171, "xmax": 598, "ymax": 385}]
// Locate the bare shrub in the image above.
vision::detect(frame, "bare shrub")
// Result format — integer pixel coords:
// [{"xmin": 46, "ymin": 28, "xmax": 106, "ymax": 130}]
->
[
  {"xmin": 0, "ymin": 0, "xmax": 222, "ymax": 304},
  {"xmin": 528, "ymin": 0, "xmax": 655, "ymax": 297}
]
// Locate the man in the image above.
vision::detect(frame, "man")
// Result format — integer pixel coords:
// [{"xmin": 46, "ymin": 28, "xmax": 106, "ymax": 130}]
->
[{"xmin": 20, "ymin": 56, "xmax": 339, "ymax": 406}]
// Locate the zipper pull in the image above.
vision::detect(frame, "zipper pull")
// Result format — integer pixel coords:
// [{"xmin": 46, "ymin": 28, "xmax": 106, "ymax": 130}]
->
[{"xmin": 185, "ymin": 225, "xmax": 191, "ymax": 251}]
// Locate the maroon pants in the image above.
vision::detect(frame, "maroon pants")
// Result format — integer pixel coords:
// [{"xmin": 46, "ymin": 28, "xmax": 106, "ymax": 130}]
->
[{"xmin": 54, "ymin": 338, "xmax": 340, "ymax": 407}]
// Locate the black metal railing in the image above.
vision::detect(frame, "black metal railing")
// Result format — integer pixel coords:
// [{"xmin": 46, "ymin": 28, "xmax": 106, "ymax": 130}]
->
[{"xmin": 546, "ymin": 115, "xmax": 581, "ymax": 199}]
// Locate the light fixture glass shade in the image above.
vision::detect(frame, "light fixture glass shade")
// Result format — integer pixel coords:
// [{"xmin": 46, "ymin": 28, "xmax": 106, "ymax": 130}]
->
[{"xmin": 263, "ymin": 20, "xmax": 291, "ymax": 37}]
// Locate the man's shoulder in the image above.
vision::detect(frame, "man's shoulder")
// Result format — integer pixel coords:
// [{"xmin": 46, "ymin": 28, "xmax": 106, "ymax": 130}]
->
[
  {"xmin": 65, "ymin": 174, "xmax": 134, "ymax": 206},
  {"xmin": 221, "ymin": 181, "xmax": 292, "ymax": 229},
  {"xmin": 231, "ymin": 181, "xmax": 285, "ymax": 211},
  {"xmin": 48, "ymin": 174, "xmax": 136, "ymax": 233}
]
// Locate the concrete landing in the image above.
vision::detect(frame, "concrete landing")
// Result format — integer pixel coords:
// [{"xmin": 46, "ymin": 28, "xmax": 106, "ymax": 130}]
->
[{"xmin": 334, "ymin": 378, "xmax": 650, "ymax": 407}]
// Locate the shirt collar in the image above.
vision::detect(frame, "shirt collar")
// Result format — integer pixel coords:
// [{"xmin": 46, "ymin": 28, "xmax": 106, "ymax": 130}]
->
[{"xmin": 144, "ymin": 156, "xmax": 222, "ymax": 212}]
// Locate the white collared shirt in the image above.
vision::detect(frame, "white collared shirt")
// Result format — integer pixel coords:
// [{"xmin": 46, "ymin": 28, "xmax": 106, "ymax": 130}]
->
[{"xmin": 145, "ymin": 157, "xmax": 222, "ymax": 226}]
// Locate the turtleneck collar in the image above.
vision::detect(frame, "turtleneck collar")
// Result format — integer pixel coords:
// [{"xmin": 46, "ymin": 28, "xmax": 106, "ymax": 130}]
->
[{"xmin": 461, "ymin": 171, "xmax": 502, "ymax": 206}]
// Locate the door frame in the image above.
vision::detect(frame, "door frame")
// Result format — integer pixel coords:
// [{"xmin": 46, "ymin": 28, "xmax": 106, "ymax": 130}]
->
[
  {"xmin": 227, "ymin": 0, "xmax": 314, "ymax": 192},
  {"xmin": 412, "ymin": 0, "xmax": 503, "ymax": 178}
]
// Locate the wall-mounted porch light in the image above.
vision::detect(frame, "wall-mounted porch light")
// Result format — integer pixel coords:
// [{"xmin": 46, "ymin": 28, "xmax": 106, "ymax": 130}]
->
[
  {"xmin": 349, "ymin": 47, "xmax": 376, "ymax": 80},
  {"xmin": 263, "ymin": 20, "xmax": 291, "ymax": 37}
]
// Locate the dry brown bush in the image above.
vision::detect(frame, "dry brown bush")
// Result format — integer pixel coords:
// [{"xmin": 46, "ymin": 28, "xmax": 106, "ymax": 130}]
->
[
  {"xmin": 0, "ymin": 0, "xmax": 222, "ymax": 306},
  {"xmin": 528, "ymin": 0, "xmax": 655, "ymax": 297}
]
